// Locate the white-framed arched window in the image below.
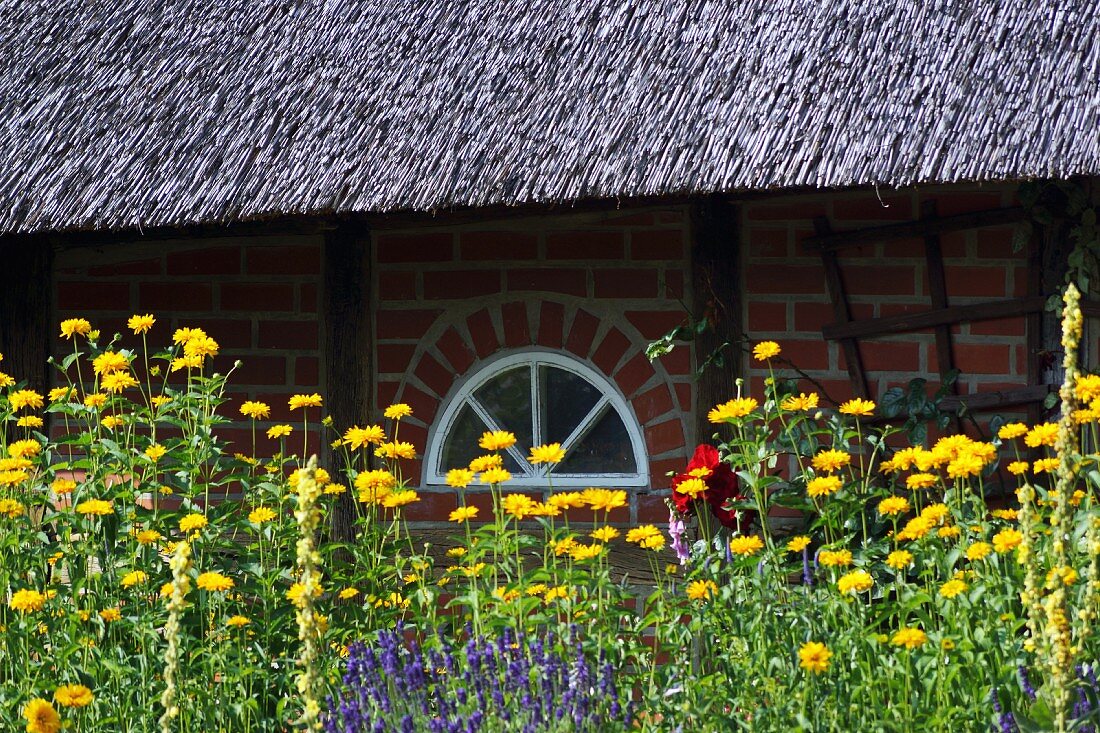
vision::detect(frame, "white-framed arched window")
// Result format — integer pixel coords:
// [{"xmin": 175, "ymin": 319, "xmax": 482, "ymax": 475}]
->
[{"xmin": 425, "ymin": 351, "xmax": 648, "ymax": 487}]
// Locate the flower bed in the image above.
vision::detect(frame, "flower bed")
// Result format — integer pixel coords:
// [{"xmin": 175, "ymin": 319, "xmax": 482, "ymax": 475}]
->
[{"xmin": 2, "ymin": 294, "xmax": 1099, "ymax": 731}]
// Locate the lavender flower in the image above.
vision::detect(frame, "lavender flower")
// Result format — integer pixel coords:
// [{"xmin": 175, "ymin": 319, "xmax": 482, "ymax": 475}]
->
[{"xmin": 669, "ymin": 511, "xmax": 690, "ymax": 564}]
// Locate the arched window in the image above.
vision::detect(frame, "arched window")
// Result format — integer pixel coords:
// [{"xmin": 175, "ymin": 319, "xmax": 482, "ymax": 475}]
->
[{"xmin": 425, "ymin": 352, "xmax": 648, "ymax": 487}]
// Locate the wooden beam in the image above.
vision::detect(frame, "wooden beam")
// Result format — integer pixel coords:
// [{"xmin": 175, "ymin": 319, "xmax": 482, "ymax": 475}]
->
[
  {"xmin": 821, "ymin": 297, "xmax": 1046, "ymax": 341},
  {"xmin": 322, "ymin": 222, "xmax": 373, "ymax": 545},
  {"xmin": 813, "ymin": 217, "xmax": 869, "ymax": 398},
  {"xmin": 0, "ymin": 235, "xmax": 53, "ymax": 394},
  {"xmin": 1026, "ymin": 225, "xmax": 1045, "ymax": 424},
  {"xmin": 921, "ymin": 201, "xmax": 958, "ymax": 395},
  {"xmin": 940, "ymin": 384, "xmax": 1054, "ymax": 413},
  {"xmin": 691, "ymin": 195, "xmax": 741, "ymax": 446},
  {"xmin": 803, "ymin": 207, "xmax": 1026, "ymax": 253}
]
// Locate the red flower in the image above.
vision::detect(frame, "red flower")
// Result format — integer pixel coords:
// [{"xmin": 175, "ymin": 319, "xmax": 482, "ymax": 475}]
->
[{"xmin": 670, "ymin": 444, "xmax": 752, "ymax": 531}]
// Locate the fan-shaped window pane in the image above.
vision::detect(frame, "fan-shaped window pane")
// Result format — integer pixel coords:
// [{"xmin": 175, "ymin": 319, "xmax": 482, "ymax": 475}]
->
[
  {"xmin": 556, "ymin": 408, "xmax": 633, "ymax": 474},
  {"xmin": 429, "ymin": 352, "xmax": 648, "ymax": 487}
]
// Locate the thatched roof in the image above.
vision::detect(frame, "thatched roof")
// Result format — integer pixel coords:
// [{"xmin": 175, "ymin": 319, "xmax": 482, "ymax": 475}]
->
[{"xmin": 2, "ymin": 2, "xmax": 1098, "ymax": 234}]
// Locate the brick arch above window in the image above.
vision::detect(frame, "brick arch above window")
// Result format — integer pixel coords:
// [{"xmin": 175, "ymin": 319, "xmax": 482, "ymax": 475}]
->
[{"xmin": 374, "ymin": 297, "xmax": 692, "ymax": 490}]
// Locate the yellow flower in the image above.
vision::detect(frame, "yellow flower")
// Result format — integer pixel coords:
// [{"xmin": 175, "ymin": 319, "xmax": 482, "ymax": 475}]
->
[
  {"xmin": 569, "ymin": 543, "xmax": 605, "ymax": 562},
  {"xmin": 144, "ymin": 443, "xmax": 167, "ymax": 462},
  {"xmin": 449, "ymin": 506, "xmax": 479, "ymax": 522},
  {"xmin": 811, "ymin": 449, "xmax": 851, "ymax": 474},
  {"xmin": 183, "ymin": 336, "xmax": 219, "ymax": 359},
  {"xmin": 992, "ymin": 509, "xmax": 1018, "ymax": 521},
  {"xmin": 343, "ymin": 425, "xmax": 385, "ymax": 449},
  {"xmin": 891, "ymin": 627, "xmax": 928, "ymax": 650},
  {"xmin": 752, "ymin": 341, "xmax": 781, "ymax": 361},
  {"xmin": 1033, "ymin": 457, "xmax": 1060, "ymax": 474},
  {"xmin": 196, "ymin": 572, "xmax": 234, "ymax": 592},
  {"xmin": 446, "ymin": 547, "xmax": 467, "ymax": 558},
  {"xmin": 23, "ymin": 698, "xmax": 61, "ymax": 733},
  {"xmin": 686, "ymin": 579, "xmax": 718, "ymax": 601},
  {"xmin": 780, "ymin": 392, "xmax": 819, "ymax": 411},
  {"xmin": 0, "ymin": 457, "xmax": 31, "ymax": 471},
  {"xmin": 677, "ymin": 477, "xmax": 707, "ymax": 499},
  {"xmin": 99, "ymin": 607, "xmax": 122, "ymax": 622},
  {"xmin": 83, "ymin": 393, "xmax": 107, "ymax": 409},
  {"xmin": 1077, "ymin": 374, "xmax": 1100, "ymax": 402},
  {"xmin": 877, "ymin": 496, "xmax": 910, "ymax": 517},
  {"xmin": 324, "ymin": 483, "xmax": 346, "ymax": 495},
  {"xmin": 288, "ymin": 393, "xmax": 323, "ymax": 411},
  {"xmin": 997, "ymin": 422, "xmax": 1028, "ymax": 440},
  {"xmin": 837, "ymin": 569, "xmax": 874, "ymax": 595},
  {"xmin": 728, "ymin": 535, "xmax": 764, "ymax": 556},
  {"xmin": 75, "ymin": 499, "xmax": 113, "ymax": 516},
  {"xmin": 905, "ymin": 473, "xmax": 936, "ymax": 490},
  {"xmin": 10, "ymin": 589, "xmax": 47, "ymax": 613},
  {"xmin": 0, "ymin": 372, "xmax": 12, "ymax": 388},
  {"xmin": 170, "ymin": 356, "xmax": 203, "ymax": 372},
  {"xmin": 54, "ymin": 684, "xmax": 93, "ymax": 708},
  {"xmin": 1006, "ymin": 460, "xmax": 1029, "ymax": 476},
  {"xmin": 528, "ymin": 443, "xmax": 566, "ymax": 464},
  {"xmin": 16, "ymin": 415, "xmax": 44, "ymax": 428},
  {"xmin": 239, "ymin": 401, "xmax": 272, "ymax": 419},
  {"xmin": 886, "ymin": 550, "xmax": 913, "ymax": 570},
  {"xmin": 172, "ymin": 327, "xmax": 207, "ymax": 345},
  {"xmin": 818, "ymin": 549, "xmax": 853, "ymax": 567},
  {"xmin": 266, "ymin": 424, "xmax": 293, "ymax": 439},
  {"xmin": 590, "ymin": 526, "xmax": 620, "ymax": 542},
  {"xmin": 9, "ymin": 389, "xmax": 44, "ymax": 411},
  {"xmin": 178, "ymin": 513, "xmax": 208, "ymax": 534},
  {"xmin": 0, "ymin": 469, "xmax": 28, "ymax": 487},
  {"xmin": 48, "ymin": 386, "xmax": 75, "ymax": 403},
  {"xmin": 338, "ymin": 587, "xmax": 360, "ymax": 600},
  {"xmin": 136, "ymin": 529, "xmax": 162, "ymax": 545},
  {"xmin": 446, "ymin": 468, "xmax": 475, "ymax": 488},
  {"xmin": 376, "ymin": 441, "xmax": 416, "ymax": 460},
  {"xmin": 127, "ymin": 314, "xmax": 156, "ymax": 334},
  {"xmin": 708, "ymin": 397, "xmax": 758, "ymax": 422},
  {"xmin": 120, "ymin": 570, "xmax": 147, "ymax": 588},
  {"xmin": 771, "ymin": 536, "xmax": 807, "ymax": 557},
  {"xmin": 626, "ymin": 525, "xmax": 666, "ymax": 551},
  {"xmin": 92, "ymin": 351, "xmax": 129, "ymax": 375},
  {"xmin": 502, "ymin": 494, "xmax": 537, "ymax": 520},
  {"xmin": 838, "ymin": 398, "xmax": 876, "ymax": 417},
  {"xmin": 286, "ymin": 582, "xmax": 322, "ymax": 607},
  {"xmin": 798, "ymin": 642, "xmax": 832, "ymax": 674},
  {"xmin": 248, "ymin": 506, "xmax": 277, "ymax": 524},
  {"xmin": 548, "ymin": 491, "xmax": 587, "ymax": 509},
  {"xmin": 226, "ymin": 615, "xmax": 251, "ymax": 628},
  {"xmin": 937, "ymin": 525, "xmax": 961, "ymax": 539},
  {"xmin": 966, "ymin": 542, "xmax": 992, "ymax": 561},
  {"xmin": 100, "ymin": 415, "xmax": 125, "ymax": 430},
  {"xmin": 939, "ymin": 579, "xmax": 967, "ymax": 599},
  {"xmin": 479, "ymin": 430, "xmax": 516, "ymax": 451},
  {"xmin": 469, "ymin": 454, "xmax": 503, "ymax": 473},
  {"xmin": 807, "ymin": 475, "xmax": 842, "ymax": 498},
  {"xmin": 992, "ymin": 528, "xmax": 1023, "ymax": 554},
  {"xmin": 581, "ymin": 488, "xmax": 628, "ymax": 512},
  {"xmin": 897, "ymin": 515, "xmax": 934, "ymax": 541},
  {"xmin": 380, "ymin": 490, "xmax": 419, "ymax": 509},
  {"xmin": 0, "ymin": 498, "xmax": 25, "ymax": 518},
  {"xmin": 383, "ymin": 403, "xmax": 413, "ymax": 420},
  {"xmin": 480, "ymin": 467, "xmax": 512, "ymax": 485},
  {"xmin": 59, "ymin": 318, "xmax": 92, "ymax": 339},
  {"xmin": 101, "ymin": 372, "xmax": 138, "ymax": 393},
  {"xmin": 1024, "ymin": 423, "xmax": 1059, "ymax": 448}
]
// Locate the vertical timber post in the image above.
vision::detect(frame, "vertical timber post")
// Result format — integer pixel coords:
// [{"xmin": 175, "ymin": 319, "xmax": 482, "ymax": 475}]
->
[
  {"xmin": 690, "ymin": 195, "xmax": 741, "ymax": 448},
  {"xmin": 0, "ymin": 235, "xmax": 53, "ymax": 394},
  {"xmin": 322, "ymin": 221, "xmax": 373, "ymax": 546}
]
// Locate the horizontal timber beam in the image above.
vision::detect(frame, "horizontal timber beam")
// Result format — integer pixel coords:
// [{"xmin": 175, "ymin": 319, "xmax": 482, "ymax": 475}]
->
[
  {"xmin": 803, "ymin": 207, "xmax": 1026, "ymax": 253},
  {"xmin": 939, "ymin": 384, "xmax": 1053, "ymax": 413},
  {"xmin": 822, "ymin": 297, "xmax": 1046, "ymax": 341}
]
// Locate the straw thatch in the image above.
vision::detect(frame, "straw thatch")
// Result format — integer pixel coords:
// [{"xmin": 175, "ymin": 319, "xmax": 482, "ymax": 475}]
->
[{"xmin": 1, "ymin": 1, "xmax": 1098, "ymax": 234}]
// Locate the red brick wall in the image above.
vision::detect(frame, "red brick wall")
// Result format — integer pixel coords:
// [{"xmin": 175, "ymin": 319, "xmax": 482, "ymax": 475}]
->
[
  {"xmin": 52, "ymin": 235, "xmax": 325, "ymax": 455},
  {"xmin": 373, "ymin": 207, "xmax": 695, "ymax": 526},
  {"xmin": 742, "ymin": 184, "xmax": 1030, "ymax": 409}
]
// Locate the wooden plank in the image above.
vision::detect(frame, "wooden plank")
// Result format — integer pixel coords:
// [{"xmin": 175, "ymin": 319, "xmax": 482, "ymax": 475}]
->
[
  {"xmin": 1026, "ymin": 225, "xmax": 1044, "ymax": 424},
  {"xmin": 821, "ymin": 297, "xmax": 1046, "ymax": 340},
  {"xmin": 921, "ymin": 201, "xmax": 957, "ymax": 394},
  {"xmin": 322, "ymin": 222, "xmax": 373, "ymax": 546},
  {"xmin": 0, "ymin": 235, "xmax": 53, "ymax": 395},
  {"xmin": 691, "ymin": 195, "xmax": 742, "ymax": 445},
  {"xmin": 939, "ymin": 384, "xmax": 1053, "ymax": 413},
  {"xmin": 803, "ymin": 207, "xmax": 1026, "ymax": 253},
  {"xmin": 814, "ymin": 217, "xmax": 869, "ymax": 398}
]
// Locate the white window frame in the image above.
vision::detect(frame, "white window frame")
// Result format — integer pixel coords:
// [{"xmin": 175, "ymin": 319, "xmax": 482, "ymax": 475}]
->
[{"xmin": 424, "ymin": 350, "xmax": 649, "ymax": 488}]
